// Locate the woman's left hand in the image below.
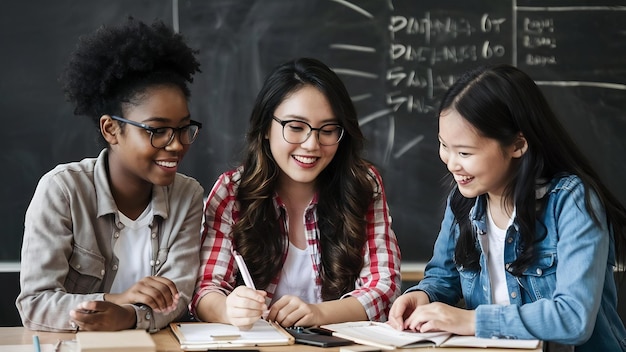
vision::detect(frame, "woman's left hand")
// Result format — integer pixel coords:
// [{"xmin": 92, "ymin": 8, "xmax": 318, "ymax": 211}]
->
[
  {"xmin": 69, "ymin": 300, "xmax": 135, "ymax": 331},
  {"xmin": 266, "ymin": 295, "xmax": 320, "ymax": 327},
  {"xmin": 403, "ymin": 302, "xmax": 476, "ymax": 336}
]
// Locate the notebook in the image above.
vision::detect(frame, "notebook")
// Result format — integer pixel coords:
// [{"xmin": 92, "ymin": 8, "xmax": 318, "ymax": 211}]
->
[
  {"xmin": 321, "ymin": 321, "xmax": 541, "ymax": 350},
  {"xmin": 170, "ymin": 320, "xmax": 294, "ymax": 351},
  {"xmin": 76, "ymin": 330, "xmax": 156, "ymax": 352}
]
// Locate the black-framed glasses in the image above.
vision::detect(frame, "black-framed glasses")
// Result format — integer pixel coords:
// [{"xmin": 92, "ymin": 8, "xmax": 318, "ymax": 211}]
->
[
  {"xmin": 272, "ymin": 116, "xmax": 344, "ymax": 146},
  {"xmin": 110, "ymin": 115, "xmax": 202, "ymax": 149}
]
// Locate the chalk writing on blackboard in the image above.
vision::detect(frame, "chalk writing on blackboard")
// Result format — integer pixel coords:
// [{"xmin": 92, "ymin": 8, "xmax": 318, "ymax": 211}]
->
[{"xmin": 4, "ymin": 0, "xmax": 626, "ymax": 263}]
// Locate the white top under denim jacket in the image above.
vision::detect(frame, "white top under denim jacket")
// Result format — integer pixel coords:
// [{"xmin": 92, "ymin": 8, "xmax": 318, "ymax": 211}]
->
[
  {"xmin": 409, "ymin": 175, "xmax": 626, "ymax": 351},
  {"xmin": 16, "ymin": 148, "xmax": 204, "ymax": 333}
]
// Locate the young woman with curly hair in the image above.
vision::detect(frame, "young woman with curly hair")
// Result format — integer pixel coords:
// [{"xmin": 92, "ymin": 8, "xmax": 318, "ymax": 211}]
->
[
  {"xmin": 16, "ymin": 17, "xmax": 204, "ymax": 332},
  {"xmin": 191, "ymin": 57, "xmax": 401, "ymax": 329}
]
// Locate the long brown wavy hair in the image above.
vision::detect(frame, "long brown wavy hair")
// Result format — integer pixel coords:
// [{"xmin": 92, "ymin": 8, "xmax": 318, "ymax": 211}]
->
[{"xmin": 233, "ymin": 58, "xmax": 377, "ymax": 300}]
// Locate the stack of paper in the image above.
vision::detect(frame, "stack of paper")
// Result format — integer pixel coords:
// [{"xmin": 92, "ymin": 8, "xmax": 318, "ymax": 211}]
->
[{"xmin": 170, "ymin": 319, "xmax": 294, "ymax": 351}]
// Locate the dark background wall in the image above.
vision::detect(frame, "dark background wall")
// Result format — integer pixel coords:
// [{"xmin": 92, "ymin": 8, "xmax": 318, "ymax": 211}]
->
[
  {"xmin": 3, "ymin": 0, "xmax": 625, "ymax": 262},
  {"xmin": 2, "ymin": 0, "xmax": 626, "ymax": 324}
]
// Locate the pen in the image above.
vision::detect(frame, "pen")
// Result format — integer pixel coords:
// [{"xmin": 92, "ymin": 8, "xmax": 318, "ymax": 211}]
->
[
  {"xmin": 33, "ymin": 335, "xmax": 41, "ymax": 352},
  {"xmin": 233, "ymin": 250, "xmax": 256, "ymax": 289},
  {"xmin": 234, "ymin": 250, "xmax": 269, "ymax": 320}
]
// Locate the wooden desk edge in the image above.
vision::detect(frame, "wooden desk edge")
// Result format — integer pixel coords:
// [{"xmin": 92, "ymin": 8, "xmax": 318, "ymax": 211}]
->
[
  {"xmin": 1, "ymin": 326, "xmax": 542, "ymax": 352},
  {"xmin": 401, "ymin": 262, "xmax": 426, "ymax": 282}
]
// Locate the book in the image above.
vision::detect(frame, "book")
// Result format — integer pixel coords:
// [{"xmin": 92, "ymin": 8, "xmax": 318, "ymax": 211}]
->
[
  {"xmin": 321, "ymin": 321, "xmax": 541, "ymax": 350},
  {"xmin": 169, "ymin": 319, "xmax": 294, "ymax": 351},
  {"xmin": 321, "ymin": 322, "xmax": 449, "ymax": 349},
  {"xmin": 76, "ymin": 330, "xmax": 156, "ymax": 352}
]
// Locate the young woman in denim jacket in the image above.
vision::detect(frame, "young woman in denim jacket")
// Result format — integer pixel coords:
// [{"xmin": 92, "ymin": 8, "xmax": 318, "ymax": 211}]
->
[
  {"xmin": 388, "ymin": 64, "xmax": 626, "ymax": 351},
  {"xmin": 16, "ymin": 18, "xmax": 204, "ymax": 332}
]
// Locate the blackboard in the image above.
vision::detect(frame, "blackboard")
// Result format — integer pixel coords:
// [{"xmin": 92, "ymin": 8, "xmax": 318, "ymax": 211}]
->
[{"xmin": 2, "ymin": 0, "xmax": 625, "ymax": 263}]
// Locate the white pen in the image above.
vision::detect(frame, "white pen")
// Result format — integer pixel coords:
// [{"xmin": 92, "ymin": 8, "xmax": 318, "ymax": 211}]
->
[
  {"xmin": 233, "ymin": 250, "xmax": 256, "ymax": 289},
  {"xmin": 233, "ymin": 250, "xmax": 270, "ymax": 320}
]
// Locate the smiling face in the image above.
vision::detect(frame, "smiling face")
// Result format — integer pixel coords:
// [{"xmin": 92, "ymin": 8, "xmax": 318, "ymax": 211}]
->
[
  {"xmin": 268, "ymin": 85, "xmax": 339, "ymax": 192},
  {"xmin": 104, "ymin": 85, "xmax": 192, "ymax": 191},
  {"xmin": 438, "ymin": 108, "xmax": 525, "ymax": 201}
]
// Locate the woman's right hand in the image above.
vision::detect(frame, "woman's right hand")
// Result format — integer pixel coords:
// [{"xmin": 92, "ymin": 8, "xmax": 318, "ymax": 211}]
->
[
  {"xmin": 225, "ymin": 286, "xmax": 268, "ymax": 329},
  {"xmin": 387, "ymin": 290, "xmax": 431, "ymax": 331},
  {"xmin": 104, "ymin": 276, "xmax": 179, "ymax": 313}
]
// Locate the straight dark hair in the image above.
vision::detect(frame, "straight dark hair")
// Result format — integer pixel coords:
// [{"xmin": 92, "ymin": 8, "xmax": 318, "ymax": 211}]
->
[{"xmin": 440, "ymin": 64, "xmax": 626, "ymax": 275}]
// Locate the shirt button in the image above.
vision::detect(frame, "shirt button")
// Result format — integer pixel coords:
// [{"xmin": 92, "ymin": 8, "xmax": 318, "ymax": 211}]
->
[
  {"xmin": 112, "ymin": 265, "xmax": 118, "ymax": 271},
  {"xmin": 76, "ymin": 264, "xmax": 81, "ymax": 269},
  {"xmin": 507, "ymin": 237, "xmax": 513, "ymax": 243},
  {"xmin": 145, "ymin": 313, "xmax": 152, "ymax": 320},
  {"xmin": 151, "ymin": 233, "xmax": 157, "ymax": 239},
  {"xmin": 114, "ymin": 232, "xmax": 120, "ymax": 238},
  {"xmin": 536, "ymin": 268, "xmax": 542, "ymax": 275},
  {"xmin": 505, "ymin": 263, "xmax": 511, "ymax": 271},
  {"xmin": 510, "ymin": 292, "xmax": 517, "ymax": 299},
  {"xmin": 150, "ymin": 260, "xmax": 155, "ymax": 266},
  {"xmin": 100, "ymin": 269, "xmax": 106, "ymax": 275},
  {"xmin": 155, "ymin": 260, "xmax": 160, "ymax": 265}
]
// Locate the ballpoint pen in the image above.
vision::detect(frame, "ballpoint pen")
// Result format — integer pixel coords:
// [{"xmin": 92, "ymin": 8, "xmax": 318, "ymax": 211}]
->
[
  {"xmin": 233, "ymin": 250, "xmax": 269, "ymax": 319},
  {"xmin": 54, "ymin": 339, "xmax": 62, "ymax": 352},
  {"xmin": 233, "ymin": 250, "xmax": 256, "ymax": 289}
]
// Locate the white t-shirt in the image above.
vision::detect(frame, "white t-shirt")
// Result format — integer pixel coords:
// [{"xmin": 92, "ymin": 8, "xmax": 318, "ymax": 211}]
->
[
  {"xmin": 481, "ymin": 207, "xmax": 515, "ymax": 305},
  {"xmin": 109, "ymin": 204, "xmax": 153, "ymax": 294},
  {"xmin": 272, "ymin": 242, "xmax": 318, "ymax": 305}
]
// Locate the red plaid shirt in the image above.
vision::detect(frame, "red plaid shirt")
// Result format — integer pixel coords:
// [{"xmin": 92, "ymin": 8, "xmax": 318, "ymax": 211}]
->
[{"xmin": 191, "ymin": 166, "xmax": 401, "ymax": 321}]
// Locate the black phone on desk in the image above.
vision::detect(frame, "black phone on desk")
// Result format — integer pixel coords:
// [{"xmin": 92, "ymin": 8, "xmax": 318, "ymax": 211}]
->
[{"xmin": 285, "ymin": 327, "xmax": 353, "ymax": 347}]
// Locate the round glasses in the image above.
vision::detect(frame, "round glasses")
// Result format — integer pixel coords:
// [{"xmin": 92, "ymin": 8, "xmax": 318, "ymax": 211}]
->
[
  {"xmin": 272, "ymin": 116, "xmax": 344, "ymax": 146},
  {"xmin": 110, "ymin": 115, "xmax": 202, "ymax": 149}
]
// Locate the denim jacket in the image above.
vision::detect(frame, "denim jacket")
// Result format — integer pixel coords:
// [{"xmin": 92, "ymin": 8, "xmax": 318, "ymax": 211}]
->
[
  {"xmin": 409, "ymin": 175, "xmax": 626, "ymax": 351},
  {"xmin": 16, "ymin": 149, "xmax": 204, "ymax": 332}
]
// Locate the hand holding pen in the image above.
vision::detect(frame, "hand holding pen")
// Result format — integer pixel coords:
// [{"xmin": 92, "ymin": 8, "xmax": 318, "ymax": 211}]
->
[
  {"xmin": 234, "ymin": 250, "xmax": 270, "ymax": 321},
  {"xmin": 226, "ymin": 251, "xmax": 268, "ymax": 329}
]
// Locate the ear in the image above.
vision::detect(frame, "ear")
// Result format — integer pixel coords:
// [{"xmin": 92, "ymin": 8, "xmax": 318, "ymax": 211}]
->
[
  {"xmin": 512, "ymin": 133, "xmax": 528, "ymax": 158},
  {"xmin": 100, "ymin": 115, "xmax": 120, "ymax": 145}
]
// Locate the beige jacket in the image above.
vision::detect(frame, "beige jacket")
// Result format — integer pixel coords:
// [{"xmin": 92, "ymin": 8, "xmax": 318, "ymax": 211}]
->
[{"xmin": 16, "ymin": 149, "xmax": 203, "ymax": 332}]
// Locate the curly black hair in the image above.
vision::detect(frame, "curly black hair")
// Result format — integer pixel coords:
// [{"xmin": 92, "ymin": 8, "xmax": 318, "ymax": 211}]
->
[{"xmin": 59, "ymin": 16, "xmax": 201, "ymax": 124}]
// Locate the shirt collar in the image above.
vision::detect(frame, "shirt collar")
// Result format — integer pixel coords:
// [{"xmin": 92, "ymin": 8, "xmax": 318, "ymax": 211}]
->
[
  {"xmin": 272, "ymin": 192, "xmax": 319, "ymax": 214},
  {"xmin": 470, "ymin": 179, "xmax": 548, "ymax": 231},
  {"xmin": 94, "ymin": 148, "xmax": 167, "ymax": 220}
]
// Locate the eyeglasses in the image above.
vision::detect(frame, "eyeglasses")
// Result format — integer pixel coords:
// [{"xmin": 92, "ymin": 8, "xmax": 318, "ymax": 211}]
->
[
  {"xmin": 272, "ymin": 116, "xmax": 344, "ymax": 146},
  {"xmin": 110, "ymin": 115, "xmax": 202, "ymax": 149}
]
